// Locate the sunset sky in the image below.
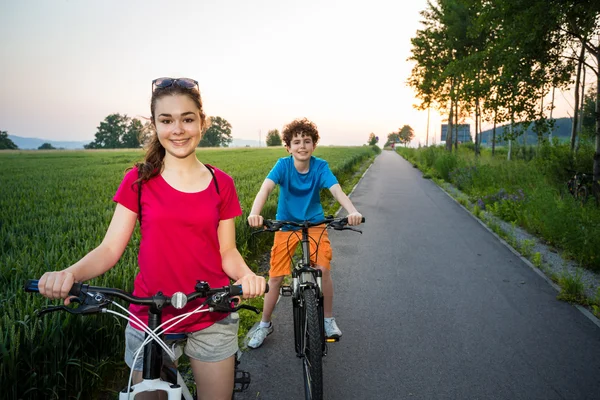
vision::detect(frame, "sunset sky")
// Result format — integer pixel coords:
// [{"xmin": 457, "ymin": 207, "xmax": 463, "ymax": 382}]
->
[{"xmin": 0, "ymin": 0, "xmax": 581, "ymax": 147}]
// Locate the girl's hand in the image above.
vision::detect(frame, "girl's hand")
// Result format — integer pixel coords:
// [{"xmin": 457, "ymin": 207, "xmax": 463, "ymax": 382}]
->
[
  {"xmin": 247, "ymin": 214, "xmax": 264, "ymax": 228},
  {"xmin": 347, "ymin": 212, "xmax": 363, "ymax": 226},
  {"xmin": 235, "ymin": 274, "xmax": 267, "ymax": 299},
  {"xmin": 38, "ymin": 270, "xmax": 76, "ymax": 305}
]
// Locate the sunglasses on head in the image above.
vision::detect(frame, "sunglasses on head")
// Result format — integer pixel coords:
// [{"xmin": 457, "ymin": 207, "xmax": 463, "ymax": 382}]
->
[{"xmin": 152, "ymin": 77, "xmax": 199, "ymax": 92}]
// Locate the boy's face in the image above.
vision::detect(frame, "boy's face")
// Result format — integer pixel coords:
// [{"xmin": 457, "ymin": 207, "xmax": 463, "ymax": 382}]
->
[{"xmin": 286, "ymin": 133, "xmax": 316, "ymax": 162}]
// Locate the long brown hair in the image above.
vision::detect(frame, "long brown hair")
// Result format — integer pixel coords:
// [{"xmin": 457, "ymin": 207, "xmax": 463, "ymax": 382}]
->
[{"xmin": 133, "ymin": 84, "xmax": 207, "ymax": 184}]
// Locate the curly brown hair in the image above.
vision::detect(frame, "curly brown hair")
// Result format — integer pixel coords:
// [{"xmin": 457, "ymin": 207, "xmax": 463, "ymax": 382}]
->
[
  {"xmin": 133, "ymin": 84, "xmax": 207, "ymax": 184},
  {"xmin": 281, "ymin": 118, "xmax": 320, "ymax": 147}
]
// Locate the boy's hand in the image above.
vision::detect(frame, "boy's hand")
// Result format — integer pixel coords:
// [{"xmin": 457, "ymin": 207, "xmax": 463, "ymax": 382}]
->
[
  {"xmin": 247, "ymin": 214, "xmax": 264, "ymax": 228},
  {"xmin": 347, "ymin": 212, "xmax": 363, "ymax": 226}
]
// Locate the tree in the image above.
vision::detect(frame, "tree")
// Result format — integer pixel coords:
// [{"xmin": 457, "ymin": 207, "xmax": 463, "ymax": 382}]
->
[
  {"xmin": 199, "ymin": 116, "xmax": 232, "ymax": 147},
  {"xmin": 398, "ymin": 125, "xmax": 415, "ymax": 146},
  {"xmin": 85, "ymin": 113, "xmax": 129, "ymax": 149},
  {"xmin": 0, "ymin": 130, "xmax": 18, "ymax": 150},
  {"xmin": 266, "ymin": 129, "xmax": 282, "ymax": 146},
  {"xmin": 38, "ymin": 143, "xmax": 55, "ymax": 150},
  {"xmin": 121, "ymin": 118, "xmax": 144, "ymax": 148},
  {"xmin": 385, "ymin": 132, "xmax": 400, "ymax": 147},
  {"xmin": 367, "ymin": 133, "xmax": 378, "ymax": 146}
]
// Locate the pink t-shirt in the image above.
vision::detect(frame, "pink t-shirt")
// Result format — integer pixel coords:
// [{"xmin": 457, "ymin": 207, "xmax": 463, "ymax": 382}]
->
[{"xmin": 113, "ymin": 165, "xmax": 242, "ymax": 333}]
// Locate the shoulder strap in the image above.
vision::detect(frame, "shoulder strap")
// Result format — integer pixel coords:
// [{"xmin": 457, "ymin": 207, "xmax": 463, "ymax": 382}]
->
[{"xmin": 206, "ymin": 164, "xmax": 220, "ymax": 195}]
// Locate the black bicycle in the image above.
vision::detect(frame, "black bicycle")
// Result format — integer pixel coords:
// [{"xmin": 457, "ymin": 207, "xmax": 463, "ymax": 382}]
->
[
  {"xmin": 24, "ymin": 279, "xmax": 266, "ymax": 399},
  {"xmin": 252, "ymin": 216, "xmax": 364, "ymax": 400}
]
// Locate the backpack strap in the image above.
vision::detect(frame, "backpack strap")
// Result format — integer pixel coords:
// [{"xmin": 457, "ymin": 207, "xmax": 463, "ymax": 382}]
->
[
  {"xmin": 137, "ymin": 164, "xmax": 219, "ymax": 227},
  {"xmin": 205, "ymin": 164, "xmax": 220, "ymax": 195}
]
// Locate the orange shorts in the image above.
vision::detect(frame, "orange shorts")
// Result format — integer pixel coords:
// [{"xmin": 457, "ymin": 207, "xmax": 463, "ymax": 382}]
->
[{"xmin": 269, "ymin": 227, "xmax": 333, "ymax": 277}]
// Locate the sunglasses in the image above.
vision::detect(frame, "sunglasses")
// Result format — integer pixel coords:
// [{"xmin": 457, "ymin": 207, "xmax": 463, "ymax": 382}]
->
[{"xmin": 152, "ymin": 77, "xmax": 199, "ymax": 92}]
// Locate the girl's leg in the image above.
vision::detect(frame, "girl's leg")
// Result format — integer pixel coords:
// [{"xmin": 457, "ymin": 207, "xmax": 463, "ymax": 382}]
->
[
  {"xmin": 261, "ymin": 275, "xmax": 284, "ymax": 322},
  {"xmin": 316, "ymin": 265, "xmax": 333, "ymax": 317},
  {"xmin": 191, "ymin": 355, "xmax": 235, "ymax": 400}
]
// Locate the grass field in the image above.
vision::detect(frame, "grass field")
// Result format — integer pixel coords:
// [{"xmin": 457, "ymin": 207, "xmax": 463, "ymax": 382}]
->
[{"xmin": 0, "ymin": 146, "xmax": 379, "ymax": 399}]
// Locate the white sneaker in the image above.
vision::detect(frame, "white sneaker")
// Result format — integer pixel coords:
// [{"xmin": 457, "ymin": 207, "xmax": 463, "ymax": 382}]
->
[
  {"xmin": 324, "ymin": 318, "xmax": 342, "ymax": 339},
  {"xmin": 247, "ymin": 323, "xmax": 274, "ymax": 349}
]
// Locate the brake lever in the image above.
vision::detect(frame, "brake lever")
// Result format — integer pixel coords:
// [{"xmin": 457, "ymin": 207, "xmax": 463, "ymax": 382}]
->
[
  {"xmin": 235, "ymin": 304, "xmax": 261, "ymax": 314},
  {"xmin": 36, "ymin": 293, "xmax": 111, "ymax": 317},
  {"xmin": 344, "ymin": 227, "xmax": 363, "ymax": 234}
]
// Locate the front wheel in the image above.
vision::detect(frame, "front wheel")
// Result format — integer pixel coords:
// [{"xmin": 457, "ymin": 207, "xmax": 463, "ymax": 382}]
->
[
  {"xmin": 577, "ymin": 185, "xmax": 588, "ymax": 204},
  {"xmin": 301, "ymin": 287, "xmax": 323, "ymax": 400}
]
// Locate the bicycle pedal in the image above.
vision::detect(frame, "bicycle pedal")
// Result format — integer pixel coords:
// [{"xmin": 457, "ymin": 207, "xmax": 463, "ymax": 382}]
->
[
  {"xmin": 326, "ymin": 336, "xmax": 340, "ymax": 343},
  {"xmin": 234, "ymin": 369, "xmax": 251, "ymax": 392},
  {"xmin": 280, "ymin": 285, "xmax": 293, "ymax": 297}
]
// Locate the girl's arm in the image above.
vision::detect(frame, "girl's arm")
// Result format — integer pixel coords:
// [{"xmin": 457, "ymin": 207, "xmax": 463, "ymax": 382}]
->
[
  {"xmin": 219, "ymin": 218, "xmax": 266, "ymax": 298},
  {"xmin": 328, "ymin": 183, "xmax": 362, "ymax": 225},
  {"xmin": 38, "ymin": 203, "xmax": 138, "ymax": 302},
  {"xmin": 247, "ymin": 179, "xmax": 276, "ymax": 227}
]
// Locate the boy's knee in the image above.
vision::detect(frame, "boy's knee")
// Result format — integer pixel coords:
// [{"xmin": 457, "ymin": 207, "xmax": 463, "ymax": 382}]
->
[{"xmin": 268, "ymin": 276, "xmax": 285, "ymax": 286}]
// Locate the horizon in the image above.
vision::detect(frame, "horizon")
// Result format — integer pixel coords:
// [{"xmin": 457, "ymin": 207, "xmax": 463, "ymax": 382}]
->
[{"xmin": 0, "ymin": 0, "xmax": 584, "ymax": 147}]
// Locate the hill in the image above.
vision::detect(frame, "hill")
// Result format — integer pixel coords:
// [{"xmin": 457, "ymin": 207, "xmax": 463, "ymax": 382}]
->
[
  {"xmin": 479, "ymin": 117, "xmax": 572, "ymax": 146},
  {"xmin": 8, "ymin": 135, "xmax": 262, "ymax": 150},
  {"xmin": 8, "ymin": 135, "xmax": 90, "ymax": 150}
]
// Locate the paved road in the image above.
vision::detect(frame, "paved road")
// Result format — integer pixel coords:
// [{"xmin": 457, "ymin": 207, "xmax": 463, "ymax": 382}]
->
[{"xmin": 237, "ymin": 150, "xmax": 600, "ymax": 400}]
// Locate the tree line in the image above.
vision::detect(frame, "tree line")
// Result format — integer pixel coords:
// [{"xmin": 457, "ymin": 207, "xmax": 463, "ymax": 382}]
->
[
  {"xmin": 1, "ymin": 117, "xmax": 288, "ymax": 150},
  {"xmin": 367, "ymin": 125, "xmax": 415, "ymax": 147},
  {"xmin": 407, "ymin": 0, "xmax": 599, "ymax": 184}
]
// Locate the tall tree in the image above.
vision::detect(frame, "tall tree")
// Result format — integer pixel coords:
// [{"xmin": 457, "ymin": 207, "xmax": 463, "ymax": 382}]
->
[
  {"xmin": 38, "ymin": 143, "xmax": 55, "ymax": 150},
  {"xmin": 367, "ymin": 133, "xmax": 378, "ymax": 146},
  {"xmin": 199, "ymin": 116, "xmax": 232, "ymax": 147},
  {"xmin": 266, "ymin": 129, "xmax": 282, "ymax": 146},
  {"xmin": 0, "ymin": 130, "xmax": 18, "ymax": 150},
  {"xmin": 398, "ymin": 125, "xmax": 415, "ymax": 146},
  {"xmin": 121, "ymin": 118, "xmax": 144, "ymax": 148},
  {"xmin": 85, "ymin": 113, "xmax": 129, "ymax": 149}
]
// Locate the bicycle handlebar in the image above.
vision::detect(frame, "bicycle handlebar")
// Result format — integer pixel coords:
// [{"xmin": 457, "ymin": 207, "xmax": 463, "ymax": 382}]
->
[
  {"xmin": 24, "ymin": 279, "xmax": 268, "ymax": 316},
  {"xmin": 253, "ymin": 216, "xmax": 365, "ymax": 233}
]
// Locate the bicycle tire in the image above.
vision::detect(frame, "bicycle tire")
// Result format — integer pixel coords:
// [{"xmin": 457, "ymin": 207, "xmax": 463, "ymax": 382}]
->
[
  {"xmin": 577, "ymin": 185, "xmax": 588, "ymax": 204},
  {"xmin": 301, "ymin": 287, "xmax": 324, "ymax": 400}
]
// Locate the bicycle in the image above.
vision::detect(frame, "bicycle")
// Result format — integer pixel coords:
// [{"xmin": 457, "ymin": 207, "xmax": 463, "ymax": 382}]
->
[
  {"xmin": 566, "ymin": 169, "xmax": 597, "ymax": 205},
  {"xmin": 251, "ymin": 216, "xmax": 364, "ymax": 400},
  {"xmin": 24, "ymin": 279, "xmax": 267, "ymax": 399}
]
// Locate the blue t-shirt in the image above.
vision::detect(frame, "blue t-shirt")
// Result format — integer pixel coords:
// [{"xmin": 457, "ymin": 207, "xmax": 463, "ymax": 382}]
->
[{"xmin": 267, "ymin": 156, "xmax": 338, "ymax": 225}]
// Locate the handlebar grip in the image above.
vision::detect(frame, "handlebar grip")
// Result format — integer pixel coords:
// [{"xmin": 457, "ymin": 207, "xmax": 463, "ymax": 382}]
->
[
  {"xmin": 24, "ymin": 279, "xmax": 39, "ymax": 292},
  {"xmin": 229, "ymin": 283, "xmax": 270, "ymax": 296},
  {"xmin": 24, "ymin": 279, "xmax": 83, "ymax": 296},
  {"xmin": 361, "ymin": 217, "xmax": 366, "ymax": 223},
  {"xmin": 230, "ymin": 285, "xmax": 243, "ymax": 297}
]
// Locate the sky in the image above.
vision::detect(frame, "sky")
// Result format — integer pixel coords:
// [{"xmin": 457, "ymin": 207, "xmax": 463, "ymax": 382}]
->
[{"xmin": 0, "ymin": 0, "xmax": 584, "ymax": 147}]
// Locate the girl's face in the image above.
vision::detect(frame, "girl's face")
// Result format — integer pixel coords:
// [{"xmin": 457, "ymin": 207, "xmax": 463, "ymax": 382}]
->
[{"xmin": 154, "ymin": 94, "xmax": 202, "ymax": 159}]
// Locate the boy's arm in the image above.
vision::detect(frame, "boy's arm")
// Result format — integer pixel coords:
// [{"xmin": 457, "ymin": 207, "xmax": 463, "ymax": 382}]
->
[
  {"xmin": 247, "ymin": 178, "xmax": 276, "ymax": 227},
  {"xmin": 329, "ymin": 183, "xmax": 362, "ymax": 226}
]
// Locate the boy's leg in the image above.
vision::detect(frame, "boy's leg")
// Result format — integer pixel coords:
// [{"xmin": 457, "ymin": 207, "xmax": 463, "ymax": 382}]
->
[
  {"xmin": 308, "ymin": 227, "xmax": 341, "ymax": 338},
  {"xmin": 261, "ymin": 276, "xmax": 284, "ymax": 322},
  {"xmin": 315, "ymin": 265, "xmax": 333, "ymax": 317},
  {"xmin": 248, "ymin": 231, "xmax": 299, "ymax": 349}
]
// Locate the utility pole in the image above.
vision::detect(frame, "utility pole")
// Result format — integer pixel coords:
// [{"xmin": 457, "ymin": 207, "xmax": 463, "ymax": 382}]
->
[
  {"xmin": 258, "ymin": 129, "xmax": 261, "ymax": 147},
  {"xmin": 426, "ymin": 106, "xmax": 430, "ymax": 146}
]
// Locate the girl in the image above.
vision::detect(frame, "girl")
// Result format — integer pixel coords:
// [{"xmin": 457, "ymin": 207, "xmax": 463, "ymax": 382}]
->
[{"xmin": 38, "ymin": 77, "xmax": 266, "ymax": 399}]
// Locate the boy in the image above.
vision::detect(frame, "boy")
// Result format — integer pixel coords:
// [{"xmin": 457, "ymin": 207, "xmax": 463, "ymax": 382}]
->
[{"xmin": 246, "ymin": 118, "xmax": 362, "ymax": 349}]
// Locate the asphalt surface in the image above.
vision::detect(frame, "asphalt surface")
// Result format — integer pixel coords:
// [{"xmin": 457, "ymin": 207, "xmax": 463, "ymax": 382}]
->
[{"xmin": 236, "ymin": 150, "xmax": 600, "ymax": 400}]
